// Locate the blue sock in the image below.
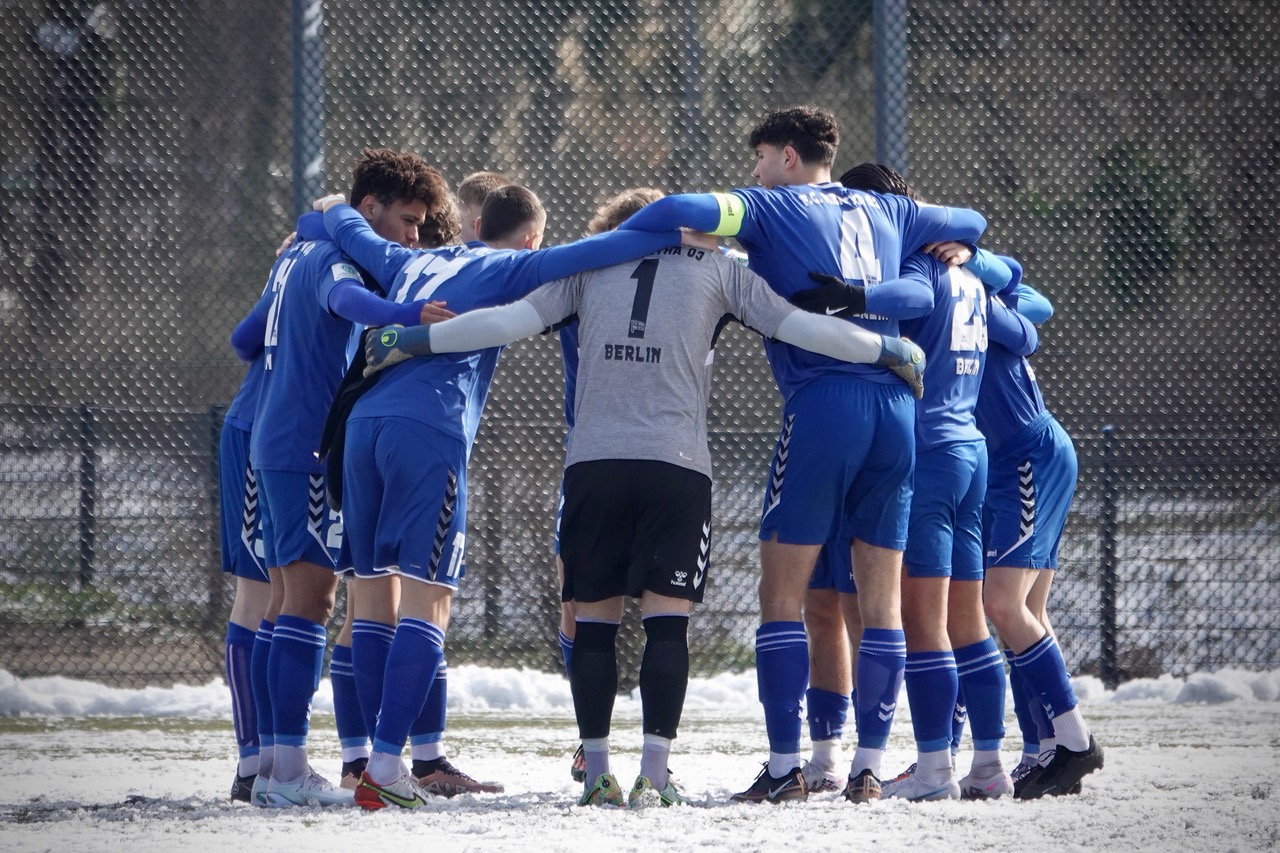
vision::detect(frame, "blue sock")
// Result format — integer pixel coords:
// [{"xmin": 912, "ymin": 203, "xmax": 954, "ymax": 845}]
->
[
  {"xmin": 352, "ymin": 619, "xmax": 396, "ymax": 737},
  {"xmin": 251, "ymin": 620, "xmax": 275, "ymax": 748},
  {"xmin": 855, "ymin": 628, "xmax": 906, "ymax": 749},
  {"xmin": 329, "ymin": 644, "xmax": 368, "ymax": 754},
  {"xmin": 950, "ymin": 696, "xmax": 967, "ymax": 754},
  {"xmin": 904, "ymin": 650, "xmax": 958, "ymax": 753},
  {"xmin": 268, "ymin": 615, "xmax": 328, "ymax": 747},
  {"xmin": 1005, "ymin": 648, "xmax": 1038, "ymax": 752},
  {"xmin": 225, "ymin": 622, "xmax": 259, "ymax": 762},
  {"xmin": 408, "ymin": 663, "xmax": 448, "ymax": 748},
  {"xmin": 1013, "ymin": 634, "xmax": 1079, "ymax": 719},
  {"xmin": 559, "ymin": 630, "xmax": 574, "ymax": 679},
  {"xmin": 372, "ymin": 618, "xmax": 445, "ymax": 756},
  {"xmin": 954, "ymin": 638, "xmax": 1006, "ymax": 752},
  {"xmin": 755, "ymin": 622, "xmax": 808, "ymax": 755},
  {"xmin": 805, "ymin": 687, "xmax": 849, "ymax": 742}
]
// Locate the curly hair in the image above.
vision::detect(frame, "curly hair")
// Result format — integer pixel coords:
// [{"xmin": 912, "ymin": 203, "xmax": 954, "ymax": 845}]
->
[
  {"xmin": 586, "ymin": 187, "xmax": 665, "ymax": 235},
  {"xmin": 838, "ymin": 162, "xmax": 920, "ymax": 201},
  {"xmin": 747, "ymin": 105, "xmax": 840, "ymax": 167},
  {"xmin": 347, "ymin": 148, "xmax": 459, "ymax": 247},
  {"xmin": 418, "ymin": 197, "xmax": 462, "ymax": 248}
]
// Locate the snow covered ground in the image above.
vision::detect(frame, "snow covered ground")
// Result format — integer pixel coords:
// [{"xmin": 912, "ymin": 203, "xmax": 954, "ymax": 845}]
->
[{"xmin": 1, "ymin": 666, "xmax": 1278, "ymax": 852}]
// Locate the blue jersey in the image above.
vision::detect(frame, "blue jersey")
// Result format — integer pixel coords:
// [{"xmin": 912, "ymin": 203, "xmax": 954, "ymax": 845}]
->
[
  {"xmin": 250, "ymin": 212, "xmax": 379, "ymax": 472},
  {"xmin": 224, "ymin": 357, "xmax": 265, "ymax": 432},
  {"xmin": 323, "ymin": 205, "xmax": 680, "ymax": 448},
  {"xmin": 559, "ymin": 322, "xmax": 579, "ymax": 431},
  {"xmin": 975, "ymin": 285, "xmax": 1048, "ymax": 453},
  {"xmin": 899, "ymin": 252, "xmax": 988, "ymax": 450},
  {"xmin": 730, "ymin": 184, "xmax": 983, "ymax": 397}
]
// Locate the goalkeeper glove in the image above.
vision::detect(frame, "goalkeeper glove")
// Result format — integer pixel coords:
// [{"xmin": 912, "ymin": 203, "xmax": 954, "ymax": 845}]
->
[{"xmin": 791, "ymin": 271, "xmax": 867, "ymax": 318}]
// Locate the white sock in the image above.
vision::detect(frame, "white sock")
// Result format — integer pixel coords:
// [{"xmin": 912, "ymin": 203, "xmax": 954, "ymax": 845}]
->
[
  {"xmin": 916, "ymin": 748, "xmax": 953, "ymax": 784},
  {"xmin": 1049, "ymin": 708, "xmax": 1090, "ymax": 752},
  {"xmin": 639, "ymin": 734, "xmax": 672, "ymax": 789},
  {"xmin": 258, "ymin": 744, "xmax": 275, "ymax": 781},
  {"xmin": 366, "ymin": 750, "xmax": 402, "ymax": 786},
  {"xmin": 809, "ymin": 738, "xmax": 842, "ymax": 772},
  {"xmin": 1038, "ymin": 737, "xmax": 1058, "ymax": 766},
  {"xmin": 970, "ymin": 749, "xmax": 1002, "ymax": 773},
  {"xmin": 851, "ymin": 746, "xmax": 885, "ymax": 779},
  {"xmin": 341, "ymin": 744, "xmax": 370, "ymax": 763},
  {"xmin": 411, "ymin": 741, "xmax": 446, "ymax": 762},
  {"xmin": 272, "ymin": 744, "xmax": 307, "ymax": 784},
  {"xmin": 582, "ymin": 737, "xmax": 610, "ymax": 786},
  {"xmin": 238, "ymin": 754, "xmax": 261, "ymax": 778},
  {"xmin": 768, "ymin": 751, "xmax": 801, "ymax": 779}
]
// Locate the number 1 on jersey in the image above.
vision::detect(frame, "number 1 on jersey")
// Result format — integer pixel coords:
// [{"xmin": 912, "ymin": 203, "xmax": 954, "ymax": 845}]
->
[{"xmin": 628, "ymin": 259, "xmax": 658, "ymax": 339}]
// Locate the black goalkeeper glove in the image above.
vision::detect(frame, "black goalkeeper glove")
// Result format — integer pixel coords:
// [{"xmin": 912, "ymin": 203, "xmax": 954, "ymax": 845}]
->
[{"xmin": 791, "ymin": 271, "xmax": 867, "ymax": 318}]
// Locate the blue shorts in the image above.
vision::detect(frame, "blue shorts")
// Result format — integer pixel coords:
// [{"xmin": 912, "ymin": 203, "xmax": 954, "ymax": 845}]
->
[
  {"xmin": 552, "ymin": 479, "xmax": 565, "ymax": 556},
  {"xmin": 904, "ymin": 439, "xmax": 987, "ymax": 581},
  {"xmin": 256, "ymin": 468, "xmax": 343, "ymax": 570},
  {"xmin": 760, "ymin": 377, "xmax": 915, "ymax": 550},
  {"xmin": 342, "ymin": 416, "xmax": 468, "ymax": 588},
  {"xmin": 807, "ymin": 538, "xmax": 857, "ymax": 594},
  {"xmin": 984, "ymin": 413, "xmax": 1077, "ymax": 570},
  {"xmin": 219, "ymin": 422, "xmax": 267, "ymax": 582}
]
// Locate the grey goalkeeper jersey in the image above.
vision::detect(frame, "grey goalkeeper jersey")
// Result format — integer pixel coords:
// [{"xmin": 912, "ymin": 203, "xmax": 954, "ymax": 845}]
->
[{"xmin": 525, "ymin": 245, "xmax": 795, "ymax": 477}]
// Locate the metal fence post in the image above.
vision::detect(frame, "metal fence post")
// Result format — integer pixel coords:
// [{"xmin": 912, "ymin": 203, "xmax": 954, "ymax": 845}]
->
[
  {"xmin": 1099, "ymin": 424, "xmax": 1119, "ymax": 688},
  {"xmin": 291, "ymin": 0, "xmax": 326, "ymax": 219},
  {"xmin": 873, "ymin": 0, "xmax": 909, "ymax": 174},
  {"xmin": 77, "ymin": 402, "xmax": 98, "ymax": 589}
]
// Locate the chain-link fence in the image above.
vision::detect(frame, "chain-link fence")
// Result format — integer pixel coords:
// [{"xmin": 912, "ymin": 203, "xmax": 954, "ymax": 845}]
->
[{"xmin": 1, "ymin": 0, "xmax": 1277, "ymax": 688}]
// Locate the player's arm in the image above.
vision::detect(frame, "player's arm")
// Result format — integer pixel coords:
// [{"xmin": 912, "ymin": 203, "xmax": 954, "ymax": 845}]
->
[
  {"xmin": 790, "ymin": 269, "xmax": 934, "ymax": 320},
  {"xmin": 908, "ymin": 200, "xmax": 987, "ymax": 249},
  {"xmin": 926, "ymin": 245, "xmax": 1016, "ymax": 295},
  {"xmin": 615, "ymin": 192, "xmax": 744, "ymax": 237},
  {"xmin": 773, "ymin": 311, "xmax": 926, "ymax": 398},
  {"xmin": 326, "ymin": 277, "xmax": 424, "ymax": 328},
  {"xmin": 317, "ymin": 200, "xmax": 414, "ymax": 290},
  {"xmin": 1007, "ymin": 281, "xmax": 1053, "ymax": 324},
  {"xmin": 987, "ymin": 291, "xmax": 1041, "ymax": 357},
  {"xmin": 362, "ymin": 300, "xmax": 548, "ymax": 375},
  {"xmin": 230, "ymin": 290, "xmax": 272, "ymax": 362},
  {"xmin": 502, "ymin": 227, "xmax": 685, "ymax": 300}
]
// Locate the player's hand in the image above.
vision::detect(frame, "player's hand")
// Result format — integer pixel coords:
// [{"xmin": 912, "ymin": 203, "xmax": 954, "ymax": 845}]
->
[
  {"xmin": 876, "ymin": 335, "xmax": 926, "ymax": 400},
  {"xmin": 275, "ymin": 231, "xmax": 297, "ymax": 257},
  {"xmin": 363, "ymin": 325, "xmax": 418, "ymax": 378},
  {"xmin": 680, "ymin": 229, "xmax": 718, "ymax": 251},
  {"xmin": 313, "ymin": 194, "xmax": 347, "ymax": 212},
  {"xmin": 418, "ymin": 300, "xmax": 456, "ymax": 324},
  {"xmin": 924, "ymin": 241, "xmax": 973, "ymax": 267},
  {"xmin": 791, "ymin": 271, "xmax": 867, "ymax": 318}
]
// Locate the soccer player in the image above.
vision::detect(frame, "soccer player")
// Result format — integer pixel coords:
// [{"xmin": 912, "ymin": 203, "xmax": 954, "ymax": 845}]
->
[
  {"xmin": 220, "ymin": 303, "xmax": 272, "ymax": 803},
  {"xmin": 243, "ymin": 148, "xmax": 455, "ymax": 808},
  {"xmin": 975, "ymin": 277, "xmax": 1105, "ymax": 798},
  {"xmin": 456, "ymin": 170, "xmax": 509, "ymax": 244},
  {"xmin": 812, "ymin": 164, "xmax": 1006, "ymax": 801},
  {"xmin": 356, "ymin": 206, "xmax": 925, "ymax": 812},
  {"xmin": 615, "ymin": 105, "xmax": 987, "ymax": 803},
  {"xmin": 305, "ymin": 184, "xmax": 698, "ymax": 811},
  {"xmin": 553, "ymin": 187, "xmax": 666, "ymax": 786}
]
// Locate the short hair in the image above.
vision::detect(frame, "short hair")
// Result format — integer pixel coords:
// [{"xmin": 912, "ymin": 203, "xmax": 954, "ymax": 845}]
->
[
  {"xmin": 747, "ymin": 105, "xmax": 840, "ymax": 167},
  {"xmin": 587, "ymin": 187, "xmax": 665, "ymax": 235},
  {"xmin": 838, "ymin": 162, "xmax": 920, "ymax": 201},
  {"xmin": 457, "ymin": 171, "xmax": 510, "ymax": 209},
  {"xmin": 477, "ymin": 184, "xmax": 545, "ymax": 243},
  {"xmin": 348, "ymin": 147, "xmax": 450, "ymax": 210}
]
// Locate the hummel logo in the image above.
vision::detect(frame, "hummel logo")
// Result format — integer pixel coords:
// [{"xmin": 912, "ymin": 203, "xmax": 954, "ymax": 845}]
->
[{"xmin": 824, "ymin": 306, "xmax": 843, "ymax": 315}]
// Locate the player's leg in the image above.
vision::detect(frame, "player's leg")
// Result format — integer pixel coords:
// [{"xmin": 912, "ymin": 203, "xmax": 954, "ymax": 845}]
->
[
  {"xmin": 802, "ymin": 547, "xmax": 854, "ymax": 794},
  {"xmin": 553, "ymin": 484, "xmax": 586, "ymax": 782},
  {"xmin": 330, "ymin": 577, "xmax": 372, "ymax": 788}
]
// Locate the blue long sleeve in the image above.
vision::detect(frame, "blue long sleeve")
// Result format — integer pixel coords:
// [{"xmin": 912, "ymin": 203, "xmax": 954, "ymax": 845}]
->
[
  {"xmin": 965, "ymin": 249, "xmax": 1014, "ymax": 294},
  {"xmin": 322, "ymin": 204, "xmax": 414, "ymax": 290},
  {"xmin": 987, "ymin": 294, "xmax": 1040, "ymax": 356},
  {"xmin": 327, "ymin": 279, "xmax": 421, "ymax": 327},
  {"xmin": 866, "ymin": 275, "xmax": 935, "ymax": 319},
  {"xmin": 997, "ymin": 255, "xmax": 1024, "ymax": 290},
  {"xmin": 1009, "ymin": 282, "xmax": 1053, "ymax": 324},
  {"xmin": 231, "ymin": 292, "xmax": 272, "ymax": 362},
  {"xmin": 616, "ymin": 193, "xmax": 723, "ymax": 233},
  {"xmin": 514, "ymin": 227, "xmax": 682, "ymax": 287}
]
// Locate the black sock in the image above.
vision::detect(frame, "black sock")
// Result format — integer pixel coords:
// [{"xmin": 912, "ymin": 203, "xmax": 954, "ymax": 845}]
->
[
  {"xmin": 570, "ymin": 620, "xmax": 620, "ymax": 740},
  {"xmin": 639, "ymin": 615, "xmax": 690, "ymax": 739}
]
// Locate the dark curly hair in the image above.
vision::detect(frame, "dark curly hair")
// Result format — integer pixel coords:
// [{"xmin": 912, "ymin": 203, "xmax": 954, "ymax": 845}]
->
[
  {"xmin": 347, "ymin": 147, "xmax": 458, "ymax": 247},
  {"xmin": 838, "ymin": 162, "xmax": 920, "ymax": 201},
  {"xmin": 747, "ymin": 105, "xmax": 840, "ymax": 167},
  {"xmin": 586, "ymin": 187, "xmax": 665, "ymax": 235}
]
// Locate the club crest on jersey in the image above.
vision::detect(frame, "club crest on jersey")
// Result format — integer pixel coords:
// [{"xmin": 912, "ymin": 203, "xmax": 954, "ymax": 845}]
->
[{"xmin": 332, "ymin": 262, "xmax": 362, "ymax": 282}]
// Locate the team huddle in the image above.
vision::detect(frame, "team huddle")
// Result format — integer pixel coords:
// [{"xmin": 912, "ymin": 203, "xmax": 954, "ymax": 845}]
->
[{"xmin": 217, "ymin": 105, "xmax": 1103, "ymax": 812}]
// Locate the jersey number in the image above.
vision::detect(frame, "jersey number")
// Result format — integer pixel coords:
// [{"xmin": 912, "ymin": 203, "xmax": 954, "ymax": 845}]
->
[{"xmin": 628, "ymin": 259, "xmax": 658, "ymax": 338}]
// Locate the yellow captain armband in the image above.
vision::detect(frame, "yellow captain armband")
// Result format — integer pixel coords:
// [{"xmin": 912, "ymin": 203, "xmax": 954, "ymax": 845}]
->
[{"xmin": 709, "ymin": 192, "xmax": 745, "ymax": 237}]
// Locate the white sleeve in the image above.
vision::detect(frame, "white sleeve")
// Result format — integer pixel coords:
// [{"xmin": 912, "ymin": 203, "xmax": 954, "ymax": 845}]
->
[
  {"xmin": 772, "ymin": 310, "xmax": 883, "ymax": 364},
  {"xmin": 428, "ymin": 300, "xmax": 548, "ymax": 353}
]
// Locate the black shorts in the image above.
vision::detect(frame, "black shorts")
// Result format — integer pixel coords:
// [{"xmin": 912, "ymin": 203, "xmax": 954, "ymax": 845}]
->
[{"xmin": 560, "ymin": 459, "xmax": 712, "ymax": 604}]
